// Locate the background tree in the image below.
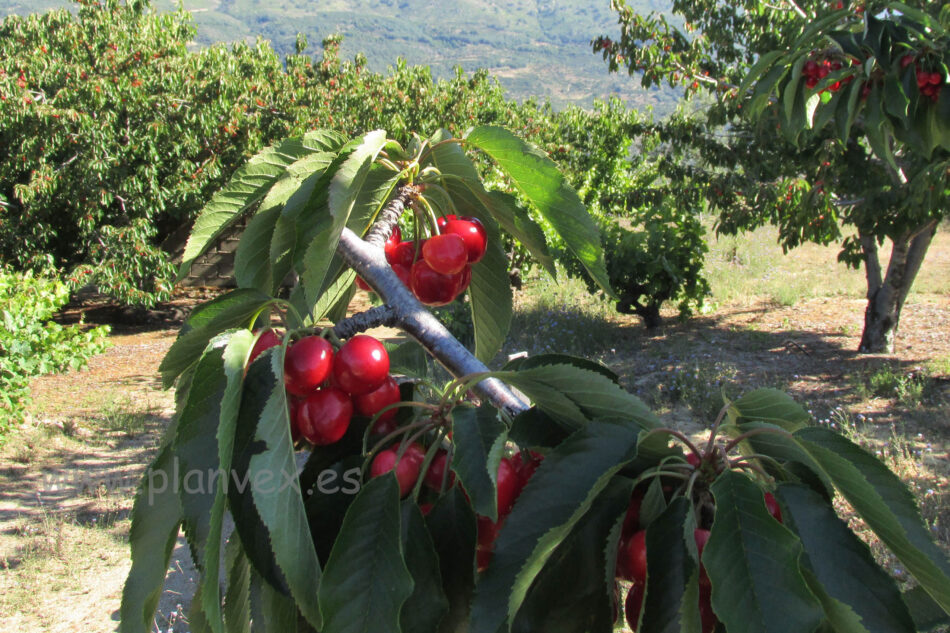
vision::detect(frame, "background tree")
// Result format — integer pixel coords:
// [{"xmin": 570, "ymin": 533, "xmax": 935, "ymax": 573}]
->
[{"xmin": 595, "ymin": 0, "xmax": 949, "ymax": 352}]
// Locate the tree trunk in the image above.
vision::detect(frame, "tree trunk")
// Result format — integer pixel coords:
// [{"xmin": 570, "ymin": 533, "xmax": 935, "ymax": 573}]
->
[{"xmin": 858, "ymin": 220, "xmax": 938, "ymax": 353}]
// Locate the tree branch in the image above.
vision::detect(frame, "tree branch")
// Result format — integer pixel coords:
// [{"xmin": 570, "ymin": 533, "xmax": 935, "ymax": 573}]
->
[
  {"xmin": 331, "ymin": 304, "xmax": 398, "ymax": 339},
  {"xmin": 335, "ymin": 227, "xmax": 529, "ymax": 417},
  {"xmin": 364, "ymin": 184, "xmax": 420, "ymax": 246}
]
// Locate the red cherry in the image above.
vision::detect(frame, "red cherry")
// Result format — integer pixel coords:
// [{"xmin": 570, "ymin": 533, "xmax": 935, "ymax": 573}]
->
[
  {"xmin": 510, "ymin": 450, "xmax": 543, "ymax": 487},
  {"xmin": 686, "ymin": 452, "xmax": 702, "ymax": 467},
  {"xmin": 391, "ymin": 262, "xmax": 411, "ymax": 287},
  {"xmin": 442, "ymin": 218, "xmax": 488, "ymax": 263},
  {"xmin": 900, "ymin": 54, "xmax": 915, "ymax": 69},
  {"xmin": 699, "ymin": 582, "xmax": 717, "ymax": 633},
  {"xmin": 477, "ymin": 515, "xmax": 502, "ymax": 549},
  {"xmin": 283, "ymin": 336, "xmax": 334, "ymax": 396},
  {"xmin": 248, "ymin": 329, "xmax": 280, "ymax": 367},
  {"xmin": 764, "ymin": 492, "xmax": 783, "ymax": 523},
  {"xmin": 410, "ymin": 259, "xmax": 462, "ymax": 306},
  {"xmin": 288, "ymin": 396, "xmax": 303, "ymax": 442},
  {"xmin": 620, "ymin": 530, "xmax": 648, "ymax": 583},
  {"xmin": 624, "ymin": 582, "xmax": 645, "ymax": 631},
  {"xmin": 423, "ymin": 450, "xmax": 456, "ymax": 491},
  {"xmin": 929, "ymin": 71, "xmax": 942, "ymax": 86},
  {"xmin": 355, "ymin": 276, "xmax": 372, "ymax": 292},
  {"xmin": 371, "ymin": 446, "xmax": 422, "ymax": 497},
  {"xmin": 455, "ymin": 265, "xmax": 472, "ymax": 296},
  {"xmin": 436, "ymin": 214, "xmax": 457, "ymax": 231},
  {"xmin": 805, "ymin": 76, "xmax": 819, "ymax": 89},
  {"xmin": 353, "ymin": 375, "xmax": 400, "ymax": 423},
  {"xmin": 419, "ymin": 502, "xmax": 433, "ymax": 516},
  {"xmin": 621, "ymin": 487, "xmax": 645, "ymax": 537},
  {"xmin": 403, "ymin": 442, "xmax": 427, "ymax": 467},
  {"xmin": 386, "ymin": 240, "xmax": 418, "ymax": 267},
  {"xmin": 917, "ymin": 69, "xmax": 930, "ymax": 88},
  {"xmin": 332, "ymin": 335, "xmax": 390, "ymax": 395},
  {"xmin": 387, "ymin": 224, "xmax": 401, "ymax": 245},
  {"xmin": 296, "ymin": 387, "xmax": 352, "ymax": 445},
  {"xmin": 803, "ymin": 60, "xmax": 818, "ymax": 76},
  {"xmin": 496, "ymin": 457, "xmax": 521, "ymax": 516},
  {"xmin": 422, "ymin": 233, "xmax": 468, "ymax": 274}
]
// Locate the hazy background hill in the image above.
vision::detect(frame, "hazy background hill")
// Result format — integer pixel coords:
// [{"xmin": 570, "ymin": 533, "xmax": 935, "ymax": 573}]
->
[{"xmin": 1, "ymin": 0, "xmax": 678, "ymax": 112}]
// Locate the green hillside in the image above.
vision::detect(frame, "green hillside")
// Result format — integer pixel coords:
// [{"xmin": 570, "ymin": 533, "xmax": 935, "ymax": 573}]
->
[{"xmin": 1, "ymin": 0, "xmax": 678, "ymax": 111}]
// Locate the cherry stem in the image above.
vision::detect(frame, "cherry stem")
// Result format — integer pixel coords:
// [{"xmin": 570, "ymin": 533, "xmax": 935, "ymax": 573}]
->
[
  {"xmin": 640, "ymin": 427, "xmax": 704, "ymax": 459},
  {"xmin": 732, "ymin": 461, "xmax": 772, "ymax": 482},
  {"xmin": 365, "ymin": 418, "xmax": 432, "ymax": 460},
  {"xmin": 704, "ymin": 400, "xmax": 733, "ymax": 457},
  {"xmin": 730, "ymin": 453, "xmax": 785, "ymax": 473},
  {"xmin": 721, "ymin": 427, "xmax": 794, "ymax": 455}
]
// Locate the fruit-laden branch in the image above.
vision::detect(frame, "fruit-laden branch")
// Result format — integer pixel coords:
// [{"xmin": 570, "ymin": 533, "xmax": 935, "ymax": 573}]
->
[
  {"xmin": 335, "ymin": 226, "xmax": 529, "ymax": 417},
  {"xmin": 363, "ymin": 184, "xmax": 420, "ymax": 247}
]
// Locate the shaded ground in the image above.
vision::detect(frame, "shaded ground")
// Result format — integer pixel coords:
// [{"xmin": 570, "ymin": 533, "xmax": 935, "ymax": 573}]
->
[{"xmin": 1, "ymin": 281, "xmax": 948, "ymax": 631}]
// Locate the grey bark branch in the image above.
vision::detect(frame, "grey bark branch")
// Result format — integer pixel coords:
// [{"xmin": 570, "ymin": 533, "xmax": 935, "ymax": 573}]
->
[
  {"xmin": 335, "ymin": 227, "xmax": 529, "ymax": 417},
  {"xmin": 364, "ymin": 184, "xmax": 420, "ymax": 246},
  {"xmin": 332, "ymin": 305, "xmax": 398, "ymax": 339}
]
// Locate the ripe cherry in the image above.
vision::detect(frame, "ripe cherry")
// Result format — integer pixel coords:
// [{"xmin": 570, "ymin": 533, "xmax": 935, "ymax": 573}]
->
[
  {"xmin": 391, "ymin": 262, "xmax": 411, "ymax": 288},
  {"xmin": 686, "ymin": 452, "xmax": 702, "ymax": 468},
  {"xmin": 619, "ymin": 530, "xmax": 648, "ymax": 583},
  {"xmin": 496, "ymin": 457, "xmax": 521, "ymax": 516},
  {"xmin": 371, "ymin": 444, "xmax": 423, "ymax": 497},
  {"xmin": 288, "ymin": 395, "xmax": 303, "ymax": 442},
  {"xmin": 248, "ymin": 329, "xmax": 280, "ymax": 367},
  {"xmin": 332, "ymin": 335, "xmax": 390, "ymax": 395},
  {"xmin": 624, "ymin": 582, "xmax": 645, "ymax": 631},
  {"xmin": 477, "ymin": 515, "xmax": 503, "ymax": 549},
  {"xmin": 423, "ymin": 450, "xmax": 455, "ymax": 491},
  {"xmin": 511, "ymin": 450, "xmax": 543, "ymax": 488},
  {"xmin": 422, "ymin": 233, "xmax": 468, "ymax": 274},
  {"xmin": 386, "ymin": 240, "xmax": 418, "ymax": 267},
  {"xmin": 355, "ymin": 276, "xmax": 372, "ymax": 292},
  {"xmin": 410, "ymin": 259, "xmax": 463, "ymax": 306},
  {"xmin": 353, "ymin": 375, "xmax": 400, "ymax": 424},
  {"xmin": 694, "ymin": 528, "xmax": 711, "ymax": 588},
  {"xmin": 283, "ymin": 336, "xmax": 334, "ymax": 397},
  {"xmin": 436, "ymin": 214, "xmax": 457, "ymax": 231},
  {"xmin": 476, "ymin": 547, "xmax": 493, "ymax": 572},
  {"xmin": 764, "ymin": 491, "xmax": 783, "ymax": 523},
  {"xmin": 442, "ymin": 217, "xmax": 488, "ymax": 263},
  {"xmin": 296, "ymin": 387, "xmax": 352, "ymax": 445},
  {"xmin": 455, "ymin": 265, "xmax": 472, "ymax": 296}
]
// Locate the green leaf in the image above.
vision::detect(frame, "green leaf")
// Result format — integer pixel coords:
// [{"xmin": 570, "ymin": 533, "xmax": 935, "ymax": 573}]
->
[
  {"xmin": 428, "ymin": 131, "xmax": 556, "ymax": 279},
  {"xmin": 160, "ymin": 289, "xmax": 274, "ymax": 387},
  {"xmin": 223, "ymin": 533, "xmax": 251, "ymax": 633},
  {"xmin": 302, "ymin": 130, "xmax": 388, "ymax": 309},
  {"xmin": 705, "ymin": 470, "xmax": 824, "ymax": 633},
  {"xmin": 424, "ymin": 487, "xmax": 478, "ymax": 633},
  {"xmin": 884, "ymin": 79, "xmax": 911, "ymax": 120},
  {"xmin": 179, "ymin": 137, "xmax": 318, "ymax": 280},
  {"xmin": 451, "ymin": 405, "xmax": 509, "ymax": 520},
  {"xmin": 228, "ymin": 351, "xmax": 288, "ymax": 595},
  {"xmin": 510, "ymin": 479, "xmax": 630, "ymax": 633},
  {"xmin": 508, "ymin": 407, "xmax": 572, "ymax": 449},
  {"xmin": 794, "ymin": 427, "xmax": 950, "ymax": 613},
  {"xmin": 386, "ymin": 340, "xmax": 429, "ymax": 379},
  {"xmin": 468, "ymin": 211, "xmax": 513, "ymax": 363},
  {"xmin": 247, "ymin": 349, "xmax": 323, "ymax": 628},
  {"xmin": 492, "ymin": 364, "xmax": 660, "ymax": 431},
  {"xmin": 902, "ymin": 586, "xmax": 950, "ymax": 631},
  {"xmin": 503, "ymin": 353, "xmax": 620, "ymax": 384},
  {"xmin": 800, "ymin": 567, "xmax": 870, "ymax": 633},
  {"xmin": 175, "ymin": 330, "xmax": 253, "ymax": 633},
  {"xmin": 785, "ymin": 57, "xmax": 807, "ymax": 124},
  {"xmin": 399, "ymin": 502, "xmax": 450, "ymax": 633},
  {"xmin": 234, "ymin": 204, "xmax": 281, "ymax": 293},
  {"xmin": 640, "ymin": 498, "xmax": 695, "ymax": 633},
  {"xmin": 470, "ymin": 418, "xmax": 644, "ymax": 633},
  {"xmin": 726, "ymin": 388, "xmax": 811, "ymax": 431},
  {"xmin": 303, "ymin": 128, "xmax": 348, "ymax": 152},
  {"xmin": 778, "ymin": 483, "xmax": 915, "ymax": 633},
  {"xmin": 119, "ymin": 444, "xmax": 183, "ymax": 633},
  {"xmin": 465, "ymin": 126, "xmax": 613, "ymax": 297},
  {"xmin": 318, "ymin": 475, "xmax": 415, "ymax": 633},
  {"xmin": 738, "ymin": 50, "xmax": 785, "ymax": 96}
]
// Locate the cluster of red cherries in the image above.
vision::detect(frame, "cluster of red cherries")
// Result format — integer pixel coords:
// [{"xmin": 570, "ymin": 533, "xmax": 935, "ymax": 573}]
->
[
  {"xmin": 801, "ymin": 57, "xmax": 854, "ymax": 92},
  {"xmin": 247, "ymin": 332, "xmax": 401, "ymax": 445},
  {"xmin": 614, "ymin": 467, "xmax": 783, "ymax": 632},
  {"xmin": 357, "ymin": 215, "xmax": 488, "ymax": 306},
  {"xmin": 903, "ymin": 55, "xmax": 945, "ymax": 103}
]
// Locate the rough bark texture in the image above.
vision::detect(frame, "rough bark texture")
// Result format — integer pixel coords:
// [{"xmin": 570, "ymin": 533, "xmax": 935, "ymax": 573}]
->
[
  {"xmin": 335, "ymin": 226, "xmax": 529, "ymax": 417},
  {"xmin": 858, "ymin": 220, "xmax": 938, "ymax": 353}
]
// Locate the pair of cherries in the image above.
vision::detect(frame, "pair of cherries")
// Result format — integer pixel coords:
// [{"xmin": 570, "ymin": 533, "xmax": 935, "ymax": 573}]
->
[{"xmin": 359, "ymin": 215, "xmax": 488, "ymax": 306}]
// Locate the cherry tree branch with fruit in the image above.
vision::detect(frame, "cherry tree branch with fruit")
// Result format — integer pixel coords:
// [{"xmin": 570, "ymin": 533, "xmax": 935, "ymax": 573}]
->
[{"xmin": 121, "ymin": 125, "xmax": 950, "ymax": 633}]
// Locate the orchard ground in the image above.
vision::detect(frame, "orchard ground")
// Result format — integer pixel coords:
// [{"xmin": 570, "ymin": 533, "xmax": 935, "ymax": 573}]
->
[{"xmin": 1, "ymin": 224, "xmax": 948, "ymax": 633}]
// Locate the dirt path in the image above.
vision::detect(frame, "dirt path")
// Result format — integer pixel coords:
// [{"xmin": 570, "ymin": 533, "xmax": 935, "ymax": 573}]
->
[{"xmin": 1, "ymin": 291, "xmax": 947, "ymax": 632}]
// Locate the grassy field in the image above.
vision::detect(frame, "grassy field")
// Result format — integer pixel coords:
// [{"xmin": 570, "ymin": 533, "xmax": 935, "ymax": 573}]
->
[{"xmin": 0, "ymin": 224, "xmax": 948, "ymax": 631}]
